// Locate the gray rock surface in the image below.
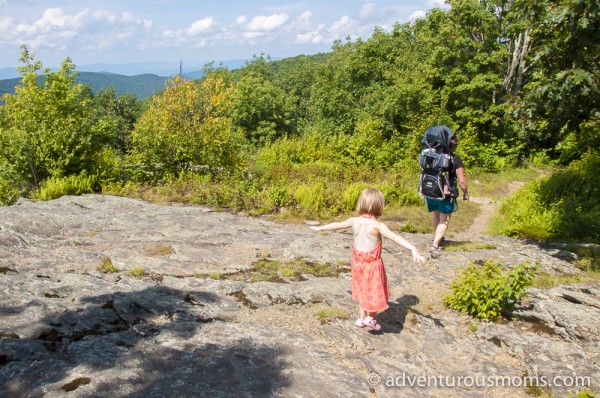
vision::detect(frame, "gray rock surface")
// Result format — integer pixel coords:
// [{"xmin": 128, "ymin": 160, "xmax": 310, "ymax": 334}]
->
[{"xmin": 0, "ymin": 194, "xmax": 598, "ymax": 397}]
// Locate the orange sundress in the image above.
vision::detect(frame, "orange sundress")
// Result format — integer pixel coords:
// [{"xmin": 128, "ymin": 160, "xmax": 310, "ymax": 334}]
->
[{"xmin": 351, "ymin": 240, "xmax": 390, "ymax": 313}]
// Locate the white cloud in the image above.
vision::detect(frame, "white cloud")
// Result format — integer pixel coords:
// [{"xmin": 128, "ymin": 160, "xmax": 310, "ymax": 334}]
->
[
  {"xmin": 329, "ymin": 15, "xmax": 354, "ymax": 33},
  {"xmin": 427, "ymin": 0, "xmax": 447, "ymax": 6},
  {"xmin": 409, "ymin": 10, "xmax": 427, "ymax": 20},
  {"xmin": 0, "ymin": 1, "xmax": 448, "ymax": 70},
  {"xmin": 187, "ymin": 17, "xmax": 215, "ymax": 36},
  {"xmin": 359, "ymin": 3, "xmax": 376, "ymax": 20},
  {"xmin": 247, "ymin": 13, "xmax": 289, "ymax": 32},
  {"xmin": 295, "ymin": 25, "xmax": 324, "ymax": 45},
  {"xmin": 243, "ymin": 31, "xmax": 266, "ymax": 39},
  {"xmin": 0, "ymin": 16, "xmax": 13, "ymax": 32},
  {"xmin": 194, "ymin": 39, "xmax": 208, "ymax": 48}
]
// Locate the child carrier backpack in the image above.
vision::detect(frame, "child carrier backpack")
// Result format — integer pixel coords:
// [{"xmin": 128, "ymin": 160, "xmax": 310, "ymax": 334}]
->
[{"xmin": 418, "ymin": 125, "xmax": 454, "ymax": 200}]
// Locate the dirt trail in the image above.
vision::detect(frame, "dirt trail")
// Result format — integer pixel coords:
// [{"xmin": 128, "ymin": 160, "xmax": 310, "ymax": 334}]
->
[{"xmin": 465, "ymin": 181, "xmax": 525, "ymax": 235}]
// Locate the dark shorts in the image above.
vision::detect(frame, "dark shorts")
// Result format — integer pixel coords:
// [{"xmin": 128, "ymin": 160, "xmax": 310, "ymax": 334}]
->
[{"xmin": 426, "ymin": 197, "xmax": 458, "ymax": 214}]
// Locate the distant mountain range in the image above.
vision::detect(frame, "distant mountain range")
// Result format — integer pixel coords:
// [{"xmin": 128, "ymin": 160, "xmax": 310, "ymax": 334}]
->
[
  {"xmin": 0, "ymin": 72, "xmax": 170, "ymax": 99},
  {"xmin": 0, "ymin": 59, "xmax": 249, "ymax": 100},
  {"xmin": 0, "ymin": 56, "xmax": 329, "ymax": 100}
]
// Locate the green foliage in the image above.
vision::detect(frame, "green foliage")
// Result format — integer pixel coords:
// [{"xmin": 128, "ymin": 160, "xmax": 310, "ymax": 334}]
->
[
  {"xmin": 315, "ymin": 306, "xmax": 349, "ymax": 324},
  {"xmin": 255, "ymin": 129, "xmax": 326, "ymax": 167},
  {"xmin": 444, "ymin": 260, "xmax": 538, "ymax": 320},
  {"xmin": 97, "ymin": 257, "xmax": 119, "ymax": 273},
  {"xmin": 129, "ymin": 265, "xmax": 145, "ymax": 277},
  {"xmin": 195, "ymin": 256, "xmax": 346, "ymax": 283},
  {"xmin": 29, "ymin": 174, "xmax": 97, "ymax": 201},
  {"xmin": 574, "ymin": 389, "xmax": 596, "ymax": 398},
  {"xmin": 90, "ymin": 87, "xmax": 143, "ymax": 153},
  {"xmin": 518, "ymin": 0, "xmax": 600, "ymax": 164},
  {"xmin": 492, "ymin": 151, "xmax": 600, "ymax": 242},
  {"xmin": 342, "ymin": 183, "xmax": 369, "ymax": 212},
  {"xmin": 443, "ymin": 242, "xmax": 495, "ymax": 252},
  {"xmin": 1, "ymin": 1, "xmax": 598, "ymax": 240},
  {"xmin": 294, "ymin": 182, "xmax": 326, "ymax": 214},
  {"xmin": 129, "ymin": 75, "xmax": 246, "ymax": 181},
  {"xmin": 0, "ymin": 164, "xmax": 26, "ymax": 206},
  {"xmin": 232, "ymin": 70, "xmax": 293, "ymax": 145},
  {"xmin": 0, "ymin": 46, "xmax": 127, "ymax": 202}
]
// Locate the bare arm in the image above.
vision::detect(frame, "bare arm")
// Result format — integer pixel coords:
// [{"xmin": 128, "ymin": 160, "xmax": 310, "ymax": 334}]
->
[
  {"xmin": 455, "ymin": 167, "xmax": 469, "ymax": 200},
  {"xmin": 376, "ymin": 222, "xmax": 426, "ymax": 263},
  {"xmin": 310, "ymin": 218, "xmax": 354, "ymax": 232}
]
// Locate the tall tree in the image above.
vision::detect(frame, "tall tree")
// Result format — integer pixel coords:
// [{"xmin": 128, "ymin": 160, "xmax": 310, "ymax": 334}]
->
[
  {"xmin": 129, "ymin": 75, "xmax": 245, "ymax": 179},
  {"xmin": 518, "ymin": 0, "xmax": 600, "ymax": 162},
  {"xmin": 0, "ymin": 46, "xmax": 101, "ymax": 188}
]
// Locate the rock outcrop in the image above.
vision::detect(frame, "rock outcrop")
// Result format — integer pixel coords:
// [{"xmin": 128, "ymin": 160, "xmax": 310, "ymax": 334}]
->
[{"xmin": 0, "ymin": 195, "xmax": 597, "ymax": 397}]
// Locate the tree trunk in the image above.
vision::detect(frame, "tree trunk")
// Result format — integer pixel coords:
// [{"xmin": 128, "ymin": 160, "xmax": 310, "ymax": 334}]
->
[{"xmin": 503, "ymin": 29, "xmax": 532, "ymax": 95}]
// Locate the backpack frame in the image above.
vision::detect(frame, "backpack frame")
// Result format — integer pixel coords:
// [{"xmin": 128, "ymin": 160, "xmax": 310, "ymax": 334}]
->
[{"xmin": 418, "ymin": 126, "xmax": 455, "ymax": 201}]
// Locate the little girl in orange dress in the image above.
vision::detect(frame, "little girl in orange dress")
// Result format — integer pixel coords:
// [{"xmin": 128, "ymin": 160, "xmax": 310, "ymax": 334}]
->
[{"xmin": 311, "ymin": 188, "xmax": 426, "ymax": 331}]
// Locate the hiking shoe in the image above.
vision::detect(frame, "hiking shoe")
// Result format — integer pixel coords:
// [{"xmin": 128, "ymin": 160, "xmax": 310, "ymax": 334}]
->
[
  {"xmin": 363, "ymin": 316, "xmax": 381, "ymax": 331},
  {"xmin": 430, "ymin": 246, "xmax": 443, "ymax": 259}
]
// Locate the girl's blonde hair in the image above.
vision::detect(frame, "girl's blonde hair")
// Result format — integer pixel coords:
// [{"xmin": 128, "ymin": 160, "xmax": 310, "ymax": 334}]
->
[{"xmin": 356, "ymin": 188, "xmax": 385, "ymax": 217}]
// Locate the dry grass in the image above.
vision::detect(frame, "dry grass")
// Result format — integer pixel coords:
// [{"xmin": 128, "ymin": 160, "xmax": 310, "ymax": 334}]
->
[{"xmin": 143, "ymin": 243, "xmax": 174, "ymax": 256}]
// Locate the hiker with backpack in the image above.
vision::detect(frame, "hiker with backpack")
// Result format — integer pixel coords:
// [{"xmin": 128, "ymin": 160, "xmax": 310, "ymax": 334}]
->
[{"xmin": 417, "ymin": 126, "xmax": 469, "ymax": 253}]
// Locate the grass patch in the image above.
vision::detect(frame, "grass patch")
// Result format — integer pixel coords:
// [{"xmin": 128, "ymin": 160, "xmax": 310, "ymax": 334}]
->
[
  {"xmin": 467, "ymin": 167, "xmax": 542, "ymax": 201},
  {"xmin": 563, "ymin": 244, "xmax": 600, "ymax": 272},
  {"xmin": 195, "ymin": 257, "xmax": 349, "ymax": 283},
  {"xmin": 532, "ymin": 271, "xmax": 600, "ymax": 289},
  {"xmin": 30, "ymin": 175, "xmax": 97, "ymax": 201},
  {"xmin": 97, "ymin": 257, "xmax": 119, "ymax": 273},
  {"xmin": 129, "ymin": 265, "xmax": 145, "ymax": 277},
  {"xmin": 144, "ymin": 243, "xmax": 174, "ymax": 256},
  {"xmin": 443, "ymin": 241, "xmax": 495, "ymax": 252},
  {"xmin": 315, "ymin": 306, "xmax": 349, "ymax": 324}
]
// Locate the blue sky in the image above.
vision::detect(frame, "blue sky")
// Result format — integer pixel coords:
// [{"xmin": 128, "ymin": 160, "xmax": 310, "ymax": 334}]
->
[{"xmin": 0, "ymin": 0, "xmax": 447, "ymax": 75}]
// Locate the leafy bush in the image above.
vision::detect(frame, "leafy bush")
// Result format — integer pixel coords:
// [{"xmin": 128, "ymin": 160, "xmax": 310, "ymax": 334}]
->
[
  {"xmin": 129, "ymin": 75, "xmax": 246, "ymax": 181},
  {"xmin": 294, "ymin": 182, "xmax": 326, "ymax": 213},
  {"xmin": 30, "ymin": 174, "xmax": 97, "ymax": 201},
  {"xmin": 0, "ymin": 165, "xmax": 26, "ymax": 206},
  {"xmin": 97, "ymin": 257, "xmax": 119, "ymax": 273},
  {"xmin": 444, "ymin": 260, "xmax": 538, "ymax": 320},
  {"xmin": 492, "ymin": 151, "xmax": 600, "ymax": 242}
]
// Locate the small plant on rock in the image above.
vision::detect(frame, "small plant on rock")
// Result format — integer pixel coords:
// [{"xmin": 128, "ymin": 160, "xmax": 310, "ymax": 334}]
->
[
  {"xmin": 97, "ymin": 257, "xmax": 119, "ymax": 273},
  {"xmin": 444, "ymin": 260, "xmax": 538, "ymax": 320},
  {"xmin": 315, "ymin": 306, "xmax": 348, "ymax": 324},
  {"xmin": 129, "ymin": 265, "xmax": 145, "ymax": 277}
]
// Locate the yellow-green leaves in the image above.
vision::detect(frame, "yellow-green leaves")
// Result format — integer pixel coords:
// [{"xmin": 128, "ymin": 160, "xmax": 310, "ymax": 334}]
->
[{"xmin": 129, "ymin": 75, "xmax": 245, "ymax": 181}]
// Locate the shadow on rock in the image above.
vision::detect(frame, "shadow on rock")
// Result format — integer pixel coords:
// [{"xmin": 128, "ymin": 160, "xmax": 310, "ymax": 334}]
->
[
  {"xmin": 0, "ymin": 285, "xmax": 290, "ymax": 397},
  {"xmin": 377, "ymin": 294, "xmax": 421, "ymax": 333}
]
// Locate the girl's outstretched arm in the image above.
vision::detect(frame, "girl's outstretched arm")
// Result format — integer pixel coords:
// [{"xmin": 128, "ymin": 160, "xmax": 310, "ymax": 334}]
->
[
  {"xmin": 376, "ymin": 222, "xmax": 426, "ymax": 263},
  {"xmin": 310, "ymin": 218, "xmax": 354, "ymax": 232}
]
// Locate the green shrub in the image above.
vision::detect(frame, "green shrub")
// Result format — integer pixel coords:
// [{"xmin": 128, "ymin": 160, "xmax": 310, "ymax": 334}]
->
[
  {"xmin": 341, "ymin": 183, "xmax": 369, "ymax": 212},
  {"xmin": 262, "ymin": 183, "xmax": 293, "ymax": 212},
  {"xmin": 315, "ymin": 306, "xmax": 348, "ymax": 324},
  {"xmin": 294, "ymin": 182, "xmax": 326, "ymax": 213},
  {"xmin": 97, "ymin": 257, "xmax": 119, "ymax": 273},
  {"xmin": 444, "ymin": 260, "xmax": 538, "ymax": 320},
  {"xmin": 0, "ymin": 166, "xmax": 25, "ymax": 206},
  {"xmin": 129, "ymin": 265, "xmax": 145, "ymax": 277},
  {"xmin": 30, "ymin": 174, "xmax": 97, "ymax": 201},
  {"xmin": 491, "ymin": 151, "xmax": 600, "ymax": 242},
  {"xmin": 255, "ymin": 129, "xmax": 325, "ymax": 167}
]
